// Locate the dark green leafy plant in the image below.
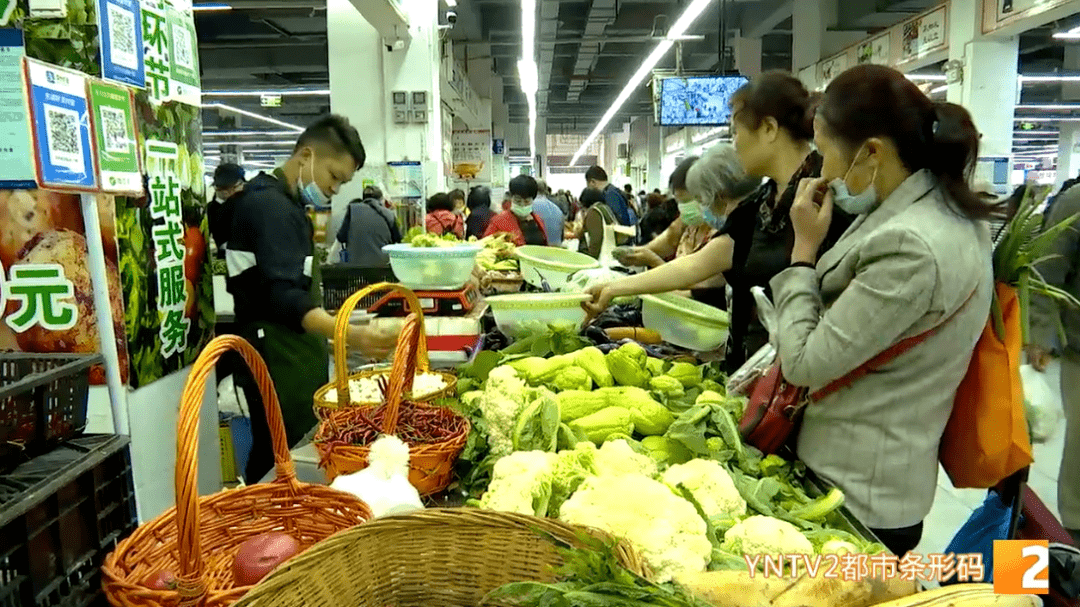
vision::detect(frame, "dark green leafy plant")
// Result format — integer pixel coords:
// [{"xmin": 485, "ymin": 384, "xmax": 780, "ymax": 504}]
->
[{"xmin": 993, "ymin": 184, "xmax": 1080, "ymax": 343}]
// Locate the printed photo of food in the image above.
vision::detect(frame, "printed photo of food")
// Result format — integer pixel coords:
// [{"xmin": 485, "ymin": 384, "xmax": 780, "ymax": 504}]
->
[{"xmin": 0, "ymin": 189, "xmax": 130, "ymax": 385}]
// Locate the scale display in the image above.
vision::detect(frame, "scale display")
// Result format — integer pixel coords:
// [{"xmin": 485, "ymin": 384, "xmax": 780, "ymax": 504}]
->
[{"xmin": 659, "ymin": 75, "xmax": 747, "ymax": 126}]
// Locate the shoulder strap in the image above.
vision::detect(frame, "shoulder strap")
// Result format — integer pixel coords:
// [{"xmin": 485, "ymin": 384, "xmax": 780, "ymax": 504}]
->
[{"xmin": 809, "ymin": 286, "xmax": 981, "ymax": 401}]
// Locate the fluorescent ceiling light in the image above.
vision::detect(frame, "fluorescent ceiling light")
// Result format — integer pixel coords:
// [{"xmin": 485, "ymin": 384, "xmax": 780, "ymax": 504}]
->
[
  {"xmin": 571, "ymin": 0, "xmax": 713, "ymax": 165},
  {"xmin": 906, "ymin": 73, "xmax": 947, "ymax": 82},
  {"xmin": 1053, "ymin": 26, "xmax": 1080, "ymax": 39},
  {"xmin": 202, "ymin": 141, "xmax": 294, "ymax": 147},
  {"xmin": 1014, "ymin": 116, "xmax": 1080, "ymax": 122},
  {"xmin": 202, "ymin": 102, "xmax": 304, "ymax": 131},
  {"xmin": 930, "ymin": 85, "xmax": 947, "ymax": 94},
  {"xmin": 1020, "ymin": 75, "xmax": 1080, "ymax": 82},
  {"xmin": 521, "ymin": 0, "xmax": 537, "ymax": 161},
  {"xmin": 202, "ymin": 89, "xmax": 331, "ymax": 97},
  {"xmin": 203, "ymin": 130, "xmax": 299, "ymax": 138},
  {"xmin": 1016, "ymin": 104, "xmax": 1080, "ymax": 110},
  {"xmin": 193, "ymin": 3, "xmax": 231, "ymax": 11}
]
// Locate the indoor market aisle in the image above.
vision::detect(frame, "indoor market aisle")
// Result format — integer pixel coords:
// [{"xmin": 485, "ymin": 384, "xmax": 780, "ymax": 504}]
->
[{"xmin": 916, "ymin": 360, "xmax": 1067, "ymax": 556}]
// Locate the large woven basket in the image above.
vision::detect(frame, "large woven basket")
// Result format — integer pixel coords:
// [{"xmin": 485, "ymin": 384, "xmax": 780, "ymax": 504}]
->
[
  {"xmin": 314, "ymin": 283, "xmax": 470, "ymax": 494},
  {"xmin": 232, "ymin": 509, "xmax": 649, "ymax": 607},
  {"xmin": 101, "ymin": 336, "xmax": 373, "ymax": 607}
]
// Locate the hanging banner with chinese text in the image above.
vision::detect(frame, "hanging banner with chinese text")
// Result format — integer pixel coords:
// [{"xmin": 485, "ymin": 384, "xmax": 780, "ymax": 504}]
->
[
  {"xmin": 898, "ymin": 6, "xmax": 947, "ymax": 65},
  {"xmin": 856, "ymin": 34, "xmax": 891, "ymax": 65},
  {"xmin": 97, "ymin": 0, "xmax": 143, "ymax": 88},
  {"xmin": 0, "ymin": 28, "xmax": 35, "ymax": 189},
  {"xmin": 115, "ymin": 93, "xmax": 212, "ymax": 388},
  {"xmin": 139, "ymin": 0, "xmax": 198, "ymax": 106},
  {"xmin": 24, "ymin": 57, "xmax": 98, "ymax": 191},
  {"xmin": 451, "ymin": 129, "xmax": 492, "ymax": 187},
  {"xmin": 0, "ymin": 189, "xmax": 130, "ymax": 385},
  {"xmin": 89, "ymin": 79, "xmax": 141, "ymax": 194}
]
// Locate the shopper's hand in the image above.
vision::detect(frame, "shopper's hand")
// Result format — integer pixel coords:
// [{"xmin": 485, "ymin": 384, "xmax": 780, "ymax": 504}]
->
[
  {"xmin": 1024, "ymin": 344, "xmax": 1053, "ymax": 372},
  {"xmin": 619, "ymin": 247, "xmax": 664, "ymax": 268},
  {"xmin": 347, "ymin": 324, "xmax": 398, "ymax": 360},
  {"xmin": 583, "ymin": 283, "xmax": 616, "ymax": 319},
  {"xmin": 790, "ymin": 177, "xmax": 833, "ymax": 264}
]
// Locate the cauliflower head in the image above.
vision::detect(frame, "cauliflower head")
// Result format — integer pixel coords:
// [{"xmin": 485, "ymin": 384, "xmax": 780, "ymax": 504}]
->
[
  {"xmin": 477, "ymin": 366, "xmax": 531, "ymax": 457},
  {"xmin": 549, "ymin": 445, "xmax": 599, "ymax": 516},
  {"xmin": 559, "ymin": 473, "xmax": 712, "ymax": 583},
  {"xmin": 662, "ymin": 459, "xmax": 747, "ymax": 520},
  {"xmin": 479, "ymin": 450, "xmax": 558, "ymax": 516},
  {"xmin": 594, "ymin": 439, "xmax": 658, "ymax": 478},
  {"xmin": 721, "ymin": 515, "xmax": 813, "ymax": 557}
]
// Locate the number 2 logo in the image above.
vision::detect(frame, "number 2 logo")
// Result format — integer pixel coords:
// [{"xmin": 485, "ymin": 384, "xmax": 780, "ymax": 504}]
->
[{"xmin": 994, "ymin": 540, "xmax": 1049, "ymax": 595}]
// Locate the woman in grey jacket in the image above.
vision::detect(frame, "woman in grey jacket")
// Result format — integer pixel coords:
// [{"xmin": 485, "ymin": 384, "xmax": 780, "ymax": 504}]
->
[{"xmin": 771, "ymin": 65, "xmax": 999, "ymax": 555}]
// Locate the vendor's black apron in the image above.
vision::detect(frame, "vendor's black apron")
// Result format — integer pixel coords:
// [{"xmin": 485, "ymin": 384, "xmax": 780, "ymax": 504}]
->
[{"xmin": 237, "ymin": 242, "xmax": 329, "ymax": 483}]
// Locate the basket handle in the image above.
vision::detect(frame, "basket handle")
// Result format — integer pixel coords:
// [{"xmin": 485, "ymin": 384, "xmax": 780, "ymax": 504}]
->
[
  {"xmin": 174, "ymin": 335, "xmax": 299, "ymax": 605},
  {"xmin": 331, "ymin": 282, "xmax": 430, "ymax": 408},
  {"xmin": 380, "ymin": 313, "xmax": 424, "ymax": 434}
]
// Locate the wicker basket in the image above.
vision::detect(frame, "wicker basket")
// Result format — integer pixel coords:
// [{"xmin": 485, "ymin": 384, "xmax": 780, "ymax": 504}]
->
[
  {"xmin": 313, "ymin": 283, "xmax": 470, "ymax": 494},
  {"xmin": 313, "ymin": 282, "xmax": 458, "ymax": 420},
  {"xmin": 232, "ymin": 509, "xmax": 648, "ymax": 607},
  {"xmin": 101, "ymin": 336, "xmax": 373, "ymax": 607}
]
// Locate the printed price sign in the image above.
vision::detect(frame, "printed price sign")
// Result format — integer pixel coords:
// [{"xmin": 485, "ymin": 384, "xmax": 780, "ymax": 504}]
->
[
  {"xmin": 994, "ymin": 540, "xmax": 1050, "ymax": 594},
  {"xmin": 23, "ymin": 57, "xmax": 97, "ymax": 191},
  {"xmin": 97, "ymin": 0, "xmax": 144, "ymax": 88},
  {"xmin": 145, "ymin": 139, "xmax": 189, "ymax": 358},
  {"xmin": 89, "ymin": 79, "xmax": 142, "ymax": 194},
  {"xmin": 0, "ymin": 29, "xmax": 35, "ymax": 189},
  {"xmin": 2, "ymin": 264, "xmax": 79, "ymax": 333}
]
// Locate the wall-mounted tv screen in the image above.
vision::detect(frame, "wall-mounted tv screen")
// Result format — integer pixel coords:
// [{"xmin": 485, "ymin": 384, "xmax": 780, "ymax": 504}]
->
[{"xmin": 659, "ymin": 75, "xmax": 748, "ymax": 126}]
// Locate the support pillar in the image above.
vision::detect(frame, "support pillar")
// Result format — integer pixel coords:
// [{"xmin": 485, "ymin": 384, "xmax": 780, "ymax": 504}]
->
[
  {"xmin": 947, "ymin": 0, "xmax": 1017, "ymax": 160},
  {"xmin": 734, "ymin": 35, "xmax": 762, "ymax": 78},
  {"xmin": 1058, "ymin": 48, "xmax": 1080, "ymax": 187},
  {"xmin": 792, "ymin": 0, "xmax": 824, "ymax": 72},
  {"xmin": 327, "ymin": 0, "xmax": 442, "ymax": 221},
  {"xmin": 647, "ymin": 122, "xmax": 662, "ymax": 188}
]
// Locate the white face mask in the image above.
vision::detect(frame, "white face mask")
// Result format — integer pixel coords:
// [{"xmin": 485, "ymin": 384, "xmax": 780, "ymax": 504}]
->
[{"xmin": 829, "ymin": 146, "xmax": 879, "ymax": 215}]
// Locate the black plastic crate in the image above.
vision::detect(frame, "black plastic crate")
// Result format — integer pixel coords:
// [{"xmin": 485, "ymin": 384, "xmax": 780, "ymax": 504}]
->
[
  {"xmin": 0, "ymin": 354, "xmax": 103, "ymax": 472},
  {"xmin": 0, "ymin": 435, "xmax": 136, "ymax": 607},
  {"xmin": 320, "ymin": 264, "xmax": 396, "ymax": 313}
]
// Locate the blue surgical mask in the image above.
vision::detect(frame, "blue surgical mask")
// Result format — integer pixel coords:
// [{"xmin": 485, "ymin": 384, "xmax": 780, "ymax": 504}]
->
[
  {"xmin": 702, "ymin": 205, "xmax": 727, "ymax": 230},
  {"xmin": 297, "ymin": 153, "xmax": 329, "ymax": 206},
  {"xmin": 829, "ymin": 147, "xmax": 879, "ymax": 215},
  {"xmin": 678, "ymin": 200, "xmax": 705, "ymax": 226}
]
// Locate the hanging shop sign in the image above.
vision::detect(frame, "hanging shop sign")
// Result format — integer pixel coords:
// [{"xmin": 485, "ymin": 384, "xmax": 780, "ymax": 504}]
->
[
  {"xmin": 140, "ymin": 0, "xmax": 199, "ymax": 106},
  {"xmin": 451, "ymin": 129, "xmax": 492, "ymax": 185},
  {"xmin": 97, "ymin": 0, "xmax": 145, "ymax": 88},
  {"xmin": 145, "ymin": 139, "xmax": 188, "ymax": 359},
  {"xmin": 0, "ymin": 29, "xmax": 35, "ymax": 189},
  {"xmin": 386, "ymin": 161, "xmax": 423, "ymax": 199},
  {"xmin": 856, "ymin": 34, "xmax": 891, "ymax": 66},
  {"xmin": 898, "ymin": 6, "xmax": 947, "ymax": 65},
  {"xmin": 24, "ymin": 58, "xmax": 97, "ymax": 192},
  {"xmin": 88, "ymin": 79, "xmax": 142, "ymax": 195},
  {"xmin": 818, "ymin": 52, "xmax": 849, "ymax": 87},
  {"xmin": 0, "ymin": 189, "xmax": 130, "ymax": 385},
  {"xmin": 982, "ymin": 0, "xmax": 1076, "ymax": 35}
]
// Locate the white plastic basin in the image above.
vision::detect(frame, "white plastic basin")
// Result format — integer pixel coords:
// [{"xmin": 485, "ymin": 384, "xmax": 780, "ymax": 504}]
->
[
  {"xmin": 515, "ymin": 246, "xmax": 600, "ymax": 291},
  {"xmin": 383, "ymin": 243, "xmax": 482, "ymax": 290},
  {"xmin": 486, "ymin": 293, "xmax": 592, "ymax": 337},
  {"xmin": 641, "ymin": 292, "xmax": 730, "ymax": 351}
]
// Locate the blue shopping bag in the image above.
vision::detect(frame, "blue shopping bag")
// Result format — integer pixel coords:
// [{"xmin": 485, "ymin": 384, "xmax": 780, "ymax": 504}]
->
[{"xmin": 941, "ymin": 491, "xmax": 1013, "ymax": 585}]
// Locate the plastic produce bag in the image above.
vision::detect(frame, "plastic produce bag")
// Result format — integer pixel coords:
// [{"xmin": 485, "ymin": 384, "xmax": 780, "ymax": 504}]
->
[
  {"xmin": 941, "ymin": 491, "xmax": 1013, "ymax": 585},
  {"xmin": 751, "ymin": 286, "xmax": 777, "ymax": 340},
  {"xmin": 726, "ymin": 287, "xmax": 779, "ymax": 396},
  {"xmin": 1021, "ymin": 363, "xmax": 1064, "ymax": 444},
  {"xmin": 218, "ymin": 374, "xmax": 247, "ymax": 417}
]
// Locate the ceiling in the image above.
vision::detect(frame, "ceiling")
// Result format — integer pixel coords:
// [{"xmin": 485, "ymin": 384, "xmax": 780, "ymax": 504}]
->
[{"xmin": 193, "ymin": 0, "xmax": 1080, "ymax": 164}]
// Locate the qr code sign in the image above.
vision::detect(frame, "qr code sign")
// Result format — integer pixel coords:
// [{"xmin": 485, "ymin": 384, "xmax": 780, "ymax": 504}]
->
[
  {"xmin": 107, "ymin": 4, "xmax": 138, "ymax": 70},
  {"xmin": 100, "ymin": 106, "xmax": 129, "ymax": 154},
  {"xmin": 171, "ymin": 23, "xmax": 193, "ymax": 69},
  {"xmin": 44, "ymin": 105, "xmax": 84, "ymax": 173}
]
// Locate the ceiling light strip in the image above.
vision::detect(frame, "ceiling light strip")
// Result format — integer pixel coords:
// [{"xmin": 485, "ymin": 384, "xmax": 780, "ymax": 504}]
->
[
  {"xmin": 202, "ymin": 102, "xmax": 304, "ymax": 132},
  {"xmin": 202, "ymin": 89, "xmax": 331, "ymax": 97},
  {"xmin": 570, "ymin": 0, "xmax": 713, "ymax": 166},
  {"xmin": 520, "ymin": 0, "xmax": 537, "ymax": 163},
  {"xmin": 203, "ymin": 130, "xmax": 300, "ymax": 138}
]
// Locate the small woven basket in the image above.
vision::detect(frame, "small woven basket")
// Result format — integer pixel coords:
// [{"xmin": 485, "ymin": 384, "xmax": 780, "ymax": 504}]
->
[
  {"xmin": 101, "ymin": 336, "xmax": 373, "ymax": 607},
  {"xmin": 312, "ymin": 365, "xmax": 457, "ymax": 420},
  {"xmin": 313, "ymin": 283, "xmax": 470, "ymax": 494},
  {"xmin": 232, "ymin": 509, "xmax": 649, "ymax": 607}
]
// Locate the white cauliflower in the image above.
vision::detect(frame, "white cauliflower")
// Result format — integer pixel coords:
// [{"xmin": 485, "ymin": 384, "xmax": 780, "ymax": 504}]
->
[
  {"xmin": 479, "ymin": 450, "xmax": 558, "ymax": 516},
  {"xmin": 559, "ymin": 473, "xmax": 712, "ymax": 583},
  {"xmin": 477, "ymin": 366, "xmax": 531, "ymax": 457},
  {"xmin": 662, "ymin": 459, "xmax": 746, "ymax": 520},
  {"xmin": 593, "ymin": 439, "xmax": 658, "ymax": 478},
  {"xmin": 721, "ymin": 515, "xmax": 813, "ymax": 557}
]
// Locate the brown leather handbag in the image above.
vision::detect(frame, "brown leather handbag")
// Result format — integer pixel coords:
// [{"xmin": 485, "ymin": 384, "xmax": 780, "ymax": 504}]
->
[{"xmin": 738, "ymin": 297, "xmax": 973, "ymax": 454}]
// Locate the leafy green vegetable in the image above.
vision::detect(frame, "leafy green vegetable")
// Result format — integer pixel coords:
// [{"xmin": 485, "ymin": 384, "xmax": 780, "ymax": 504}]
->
[
  {"xmin": 483, "ymin": 531, "xmax": 711, "ymax": 607},
  {"xmin": 513, "ymin": 394, "xmax": 561, "ymax": 452}
]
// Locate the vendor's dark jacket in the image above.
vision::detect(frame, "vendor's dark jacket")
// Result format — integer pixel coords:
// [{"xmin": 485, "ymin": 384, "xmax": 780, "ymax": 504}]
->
[{"xmin": 226, "ymin": 171, "xmax": 318, "ymax": 332}]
